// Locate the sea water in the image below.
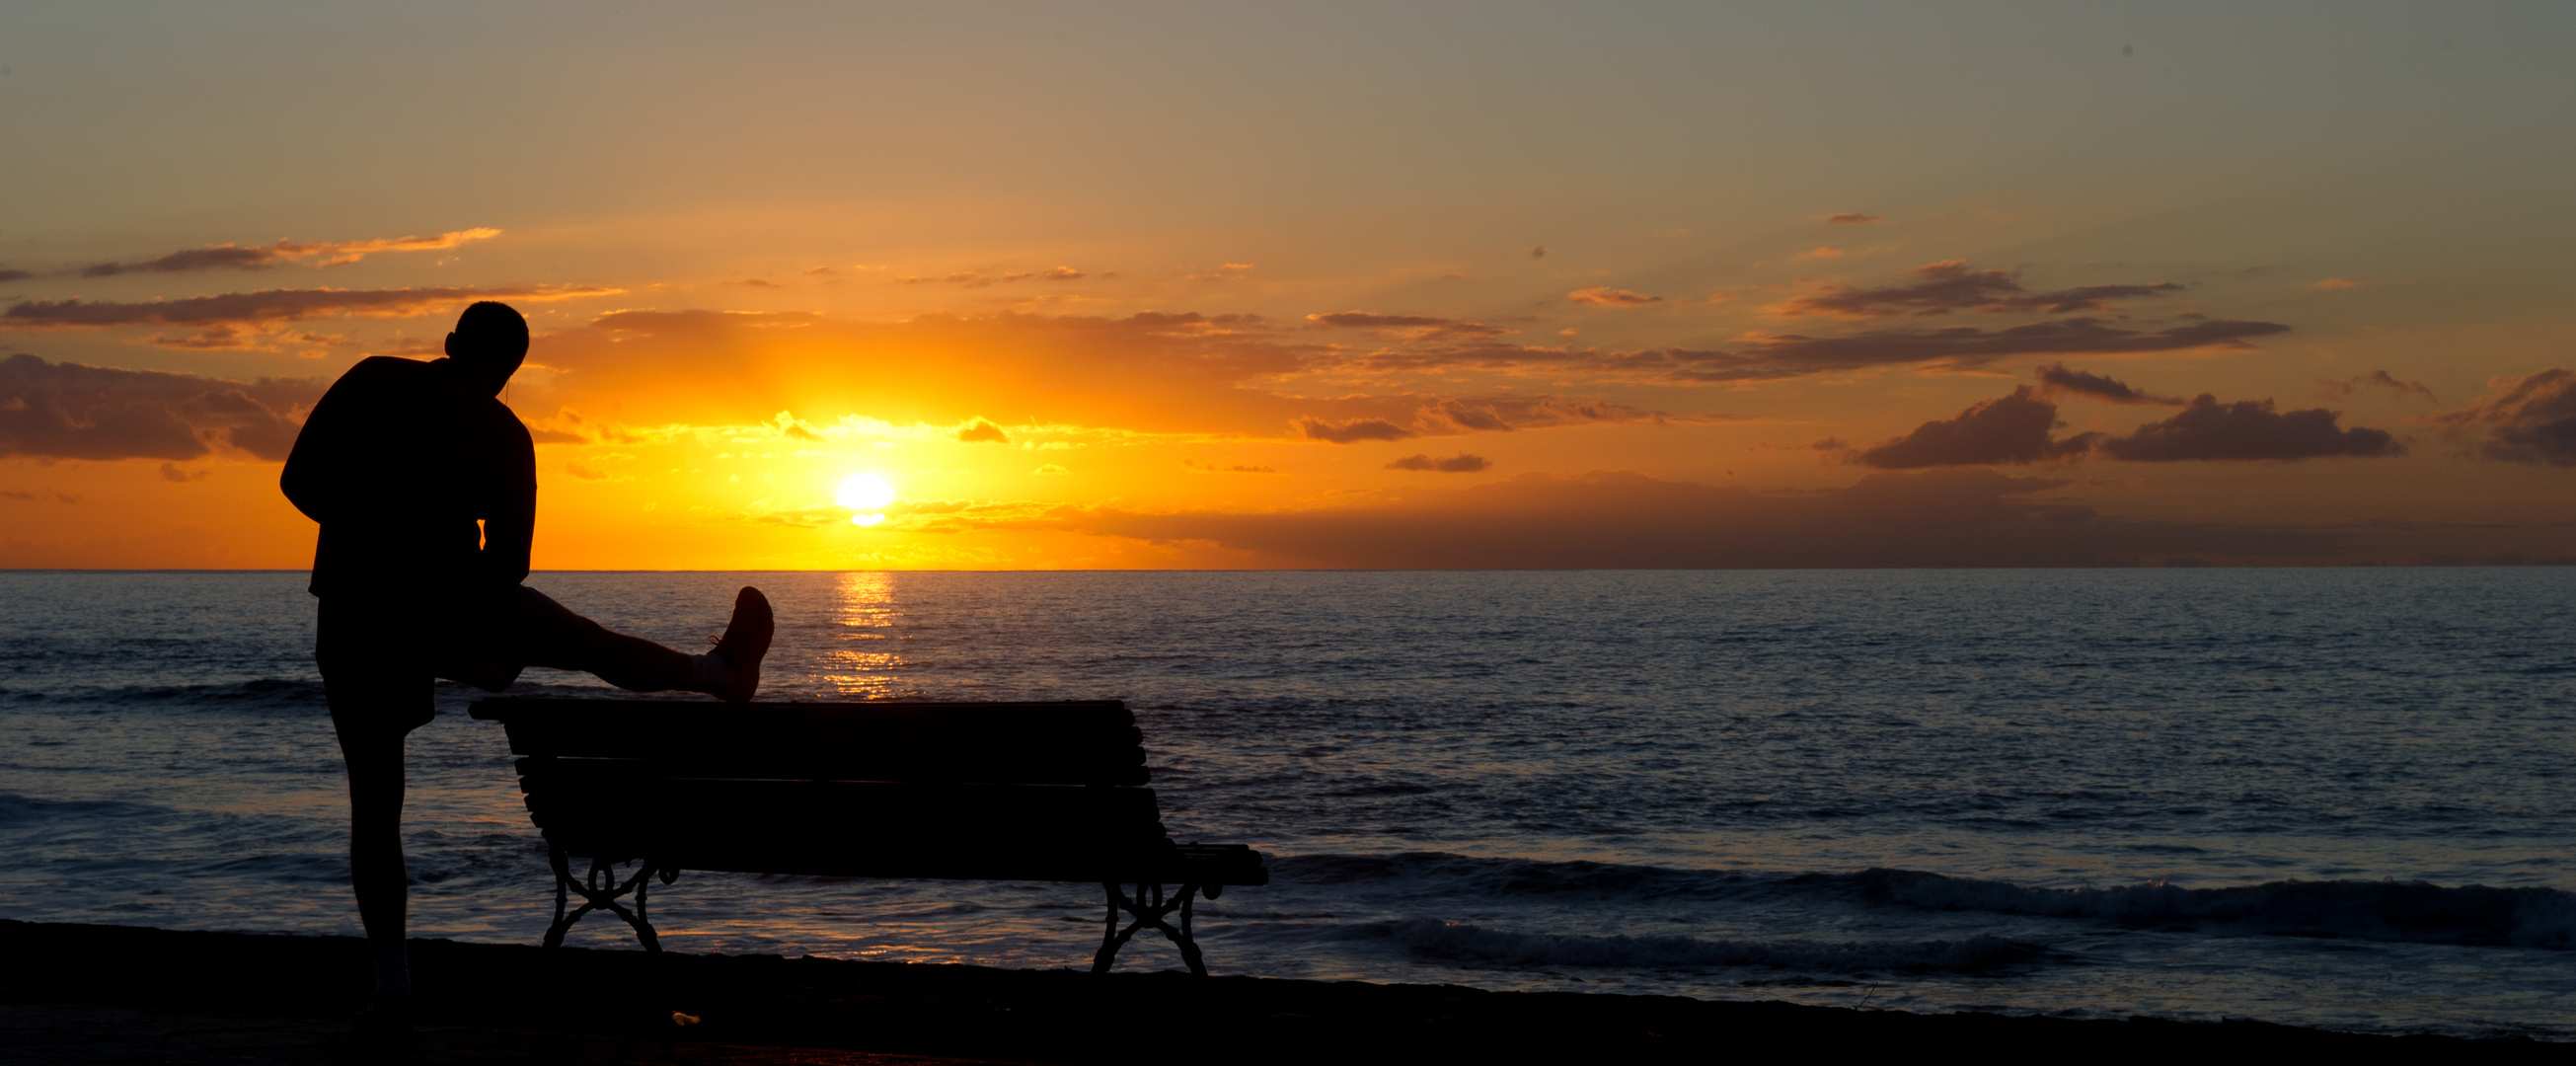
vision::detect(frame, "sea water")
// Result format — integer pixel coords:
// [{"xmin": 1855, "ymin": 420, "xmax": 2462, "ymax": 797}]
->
[{"xmin": 1, "ymin": 569, "xmax": 2570, "ymax": 1038}]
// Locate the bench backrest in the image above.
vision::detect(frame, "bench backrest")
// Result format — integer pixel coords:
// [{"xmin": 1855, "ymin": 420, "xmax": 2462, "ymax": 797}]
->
[
  {"xmin": 469, "ymin": 697, "xmax": 1147, "ymax": 786},
  {"xmin": 468, "ymin": 698, "xmax": 1222, "ymax": 883}
]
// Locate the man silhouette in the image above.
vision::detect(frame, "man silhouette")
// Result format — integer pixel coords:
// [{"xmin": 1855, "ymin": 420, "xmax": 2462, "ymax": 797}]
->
[{"xmin": 281, "ymin": 301, "xmax": 772, "ymax": 1040}]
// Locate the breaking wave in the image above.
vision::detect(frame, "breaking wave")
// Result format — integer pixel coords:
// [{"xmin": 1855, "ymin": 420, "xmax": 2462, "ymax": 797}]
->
[
  {"xmin": 1363, "ymin": 918, "xmax": 2042, "ymax": 973},
  {"xmin": 1267, "ymin": 852, "xmax": 2576, "ymax": 949}
]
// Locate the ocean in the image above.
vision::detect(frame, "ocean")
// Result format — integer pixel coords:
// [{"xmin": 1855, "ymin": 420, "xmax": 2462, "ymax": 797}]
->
[{"xmin": 2, "ymin": 569, "xmax": 2570, "ymax": 1039}]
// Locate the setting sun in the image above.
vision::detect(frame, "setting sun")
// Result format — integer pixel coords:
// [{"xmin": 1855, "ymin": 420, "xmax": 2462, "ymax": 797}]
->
[{"xmin": 838, "ymin": 474, "xmax": 894, "ymax": 526}]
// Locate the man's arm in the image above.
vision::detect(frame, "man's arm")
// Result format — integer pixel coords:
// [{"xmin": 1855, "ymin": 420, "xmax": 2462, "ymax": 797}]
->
[
  {"xmin": 479, "ymin": 418, "xmax": 536, "ymax": 587},
  {"xmin": 279, "ymin": 365, "xmax": 375, "ymax": 523}
]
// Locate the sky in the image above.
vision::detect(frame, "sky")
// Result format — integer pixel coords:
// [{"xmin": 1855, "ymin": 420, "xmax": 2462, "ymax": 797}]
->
[{"xmin": 4, "ymin": 1, "xmax": 2572, "ymax": 570}]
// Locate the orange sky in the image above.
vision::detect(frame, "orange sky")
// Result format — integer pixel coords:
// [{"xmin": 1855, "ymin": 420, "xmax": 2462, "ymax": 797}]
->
[{"xmin": 4, "ymin": 4, "xmax": 2572, "ymax": 569}]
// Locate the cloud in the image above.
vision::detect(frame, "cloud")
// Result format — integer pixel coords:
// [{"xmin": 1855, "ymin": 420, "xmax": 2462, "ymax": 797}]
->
[
  {"xmin": 3, "ymin": 284, "xmax": 614, "ymax": 332},
  {"xmin": 956, "ymin": 418, "xmax": 1011, "ymax": 443},
  {"xmin": 2319, "ymin": 370, "xmax": 2436, "ymax": 403},
  {"xmin": 1826, "ymin": 213, "xmax": 1884, "ymax": 224},
  {"xmin": 1780, "ymin": 261, "xmax": 2183, "ymax": 318},
  {"xmin": 2314, "ymin": 278, "xmax": 2366, "ymax": 290},
  {"xmin": 71, "ymin": 228, "xmax": 500, "ymax": 276},
  {"xmin": 1182, "ymin": 460, "xmax": 1279, "ymax": 475},
  {"xmin": 1708, "ymin": 318, "xmax": 2287, "ymax": 380},
  {"xmin": 2097, "ymin": 395, "xmax": 2402, "ymax": 462},
  {"xmin": 2422, "ymin": 368, "xmax": 2576, "ymax": 466},
  {"xmin": 1031, "ymin": 463, "xmax": 1070, "ymax": 475},
  {"xmin": 2035, "ymin": 362, "xmax": 2184, "ymax": 405},
  {"xmin": 1568, "ymin": 287, "xmax": 1663, "ymax": 306},
  {"xmin": 1857, "ymin": 387, "xmax": 2097, "ymax": 469},
  {"xmin": 1307, "ymin": 311, "xmax": 1510, "ymax": 339},
  {"xmin": 1288, "ymin": 397, "xmax": 1660, "ymax": 443},
  {"xmin": 0, "ymin": 352, "xmax": 323, "ymax": 461},
  {"xmin": 1, "ymin": 489, "xmax": 82, "ymax": 503},
  {"xmin": 1792, "ymin": 247, "xmax": 1846, "ymax": 260},
  {"xmin": 0, "ymin": 269, "xmax": 31, "ymax": 282},
  {"xmin": 900, "ymin": 266, "xmax": 1090, "ymax": 287},
  {"xmin": 1297, "ymin": 417, "xmax": 1414, "ymax": 443},
  {"xmin": 1387, "ymin": 453, "xmax": 1492, "ymax": 473},
  {"xmin": 1027, "ymin": 469, "xmax": 2347, "ymax": 568}
]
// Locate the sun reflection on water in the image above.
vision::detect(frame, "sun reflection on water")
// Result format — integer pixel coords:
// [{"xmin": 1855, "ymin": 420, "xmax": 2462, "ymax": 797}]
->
[{"xmin": 823, "ymin": 571, "xmax": 904, "ymax": 698}]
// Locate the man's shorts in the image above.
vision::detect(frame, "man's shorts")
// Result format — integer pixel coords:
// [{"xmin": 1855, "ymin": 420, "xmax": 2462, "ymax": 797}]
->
[{"xmin": 317, "ymin": 584, "xmax": 588, "ymax": 738}]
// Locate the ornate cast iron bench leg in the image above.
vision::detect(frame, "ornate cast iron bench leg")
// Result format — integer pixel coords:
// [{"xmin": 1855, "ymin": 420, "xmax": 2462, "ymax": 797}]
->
[
  {"xmin": 543, "ymin": 848, "xmax": 667, "ymax": 952},
  {"xmin": 1092, "ymin": 881, "xmax": 1208, "ymax": 976}
]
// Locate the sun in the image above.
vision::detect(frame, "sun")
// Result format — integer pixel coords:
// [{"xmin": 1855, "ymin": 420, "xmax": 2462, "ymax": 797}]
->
[{"xmin": 837, "ymin": 473, "xmax": 894, "ymax": 525}]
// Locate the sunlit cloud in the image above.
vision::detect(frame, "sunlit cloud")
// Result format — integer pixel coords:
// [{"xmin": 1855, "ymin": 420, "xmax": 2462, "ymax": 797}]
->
[
  {"xmin": 1567, "ymin": 286, "xmax": 1663, "ymax": 306},
  {"xmin": 62, "ymin": 228, "xmax": 500, "ymax": 277},
  {"xmin": 2423, "ymin": 368, "xmax": 2576, "ymax": 466}
]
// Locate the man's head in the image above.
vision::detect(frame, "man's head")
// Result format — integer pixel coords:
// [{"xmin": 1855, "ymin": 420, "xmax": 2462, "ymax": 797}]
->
[{"xmin": 443, "ymin": 301, "xmax": 530, "ymax": 396}]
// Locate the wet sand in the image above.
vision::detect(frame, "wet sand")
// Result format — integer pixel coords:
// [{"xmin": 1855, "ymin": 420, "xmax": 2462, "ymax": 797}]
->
[{"xmin": 0, "ymin": 920, "xmax": 2553, "ymax": 1063}]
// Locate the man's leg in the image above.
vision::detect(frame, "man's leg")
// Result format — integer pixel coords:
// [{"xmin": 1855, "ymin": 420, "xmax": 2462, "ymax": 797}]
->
[
  {"xmin": 333, "ymin": 719, "xmax": 411, "ymax": 997},
  {"xmin": 498, "ymin": 585, "xmax": 773, "ymax": 702},
  {"xmin": 317, "ymin": 598, "xmax": 435, "ymax": 1033}
]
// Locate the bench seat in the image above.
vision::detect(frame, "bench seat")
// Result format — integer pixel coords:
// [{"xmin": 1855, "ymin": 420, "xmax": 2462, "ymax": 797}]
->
[{"xmin": 471, "ymin": 697, "xmax": 1265, "ymax": 974}]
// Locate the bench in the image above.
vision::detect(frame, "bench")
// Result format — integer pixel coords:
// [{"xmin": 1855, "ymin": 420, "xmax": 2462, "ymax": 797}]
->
[{"xmin": 467, "ymin": 697, "xmax": 1267, "ymax": 975}]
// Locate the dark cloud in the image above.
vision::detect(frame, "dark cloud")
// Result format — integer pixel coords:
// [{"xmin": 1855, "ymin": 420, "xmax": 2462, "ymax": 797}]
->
[
  {"xmin": 1857, "ymin": 387, "xmax": 2097, "ymax": 469},
  {"xmin": 2320, "ymin": 369, "xmax": 2437, "ymax": 403},
  {"xmin": 1387, "ymin": 453, "xmax": 1492, "ymax": 473},
  {"xmin": 0, "ymin": 353, "xmax": 323, "ymax": 461},
  {"xmin": 0, "ymin": 489, "xmax": 81, "ymax": 503},
  {"xmin": 1780, "ymin": 261, "xmax": 2183, "ymax": 318},
  {"xmin": 4, "ymin": 285, "xmax": 609, "ymax": 331},
  {"xmin": 1297, "ymin": 417, "xmax": 1413, "ymax": 443},
  {"xmin": 1306, "ymin": 311, "xmax": 1510, "ymax": 339},
  {"xmin": 1714, "ymin": 318, "xmax": 2288, "ymax": 380},
  {"xmin": 2423, "ymin": 368, "xmax": 2576, "ymax": 466},
  {"xmin": 1568, "ymin": 287, "xmax": 1663, "ymax": 306},
  {"xmin": 2035, "ymin": 363, "xmax": 2184, "ymax": 405},
  {"xmin": 1031, "ymin": 469, "xmax": 2345, "ymax": 568},
  {"xmin": 1826, "ymin": 213, "xmax": 1884, "ymax": 224},
  {"xmin": 956, "ymin": 419, "xmax": 1010, "ymax": 443},
  {"xmin": 67, "ymin": 229, "xmax": 500, "ymax": 277},
  {"xmin": 0, "ymin": 269, "xmax": 36, "ymax": 282},
  {"xmin": 2097, "ymin": 395, "xmax": 2402, "ymax": 462},
  {"xmin": 1310, "ymin": 314, "xmax": 2288, "ymax": 385}
]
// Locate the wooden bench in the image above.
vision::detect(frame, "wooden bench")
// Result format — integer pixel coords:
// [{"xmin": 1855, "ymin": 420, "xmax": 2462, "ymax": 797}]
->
[{"xmin": 468, "ymin": 697, "xmax": 1267, "ymax": 975}]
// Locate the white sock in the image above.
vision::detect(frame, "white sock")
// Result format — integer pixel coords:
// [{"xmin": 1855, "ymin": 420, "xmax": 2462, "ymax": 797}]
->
[
  {"xmin": 689, "ymin": 651, "xmax": 732, "ymax": 695},
  {"xmin": 371, "ymin": 937, "xmax": 412, "ymax": 998}
]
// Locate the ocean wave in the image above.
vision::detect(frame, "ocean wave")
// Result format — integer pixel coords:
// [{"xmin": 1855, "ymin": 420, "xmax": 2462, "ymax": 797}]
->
[
  {"xmin": 1265, "ymin": 851, "xmax": 2576, "ymax": 949},
  {"xmin": 11, "ymin": 677, "xmax": 329, "ymax": 714},
  {"xmin": 1838, "ymin": 868, "xmax": 2576, "ymax": 949},
  {"xmin": 1354, "ymin": 918, "xmax": 2041, "ymax": 973},
  {"xmin": 0, "ymin": 792, "xmax": 171, "ymax": 825}
]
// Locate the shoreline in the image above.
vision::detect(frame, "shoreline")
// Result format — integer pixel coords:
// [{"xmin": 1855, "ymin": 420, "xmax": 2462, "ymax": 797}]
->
[{"xmin": 2, "ymin": 920, "xmax": 2556, "ymax": 1062}]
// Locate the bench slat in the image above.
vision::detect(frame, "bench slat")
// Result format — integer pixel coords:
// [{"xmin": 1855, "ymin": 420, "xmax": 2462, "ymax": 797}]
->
[
  {"xmin": 515, "ymin": 750, "xmax": 1150, "ymax": 788},
  {"xmin": 522, "ymin": 779, "xmax": 1261, "ymax": 883}
]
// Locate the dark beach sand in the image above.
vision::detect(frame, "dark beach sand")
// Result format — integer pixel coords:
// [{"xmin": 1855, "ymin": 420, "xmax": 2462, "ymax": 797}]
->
[{"xmin": 1, "ymin": 920, "xmax": 2554, "ymax": 1063}]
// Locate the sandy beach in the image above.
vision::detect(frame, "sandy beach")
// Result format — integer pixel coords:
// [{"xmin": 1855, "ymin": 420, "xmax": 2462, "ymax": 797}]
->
[{"xmin": 2, "ymin": 920, "xmax": 2555, "ymax": 1063}]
